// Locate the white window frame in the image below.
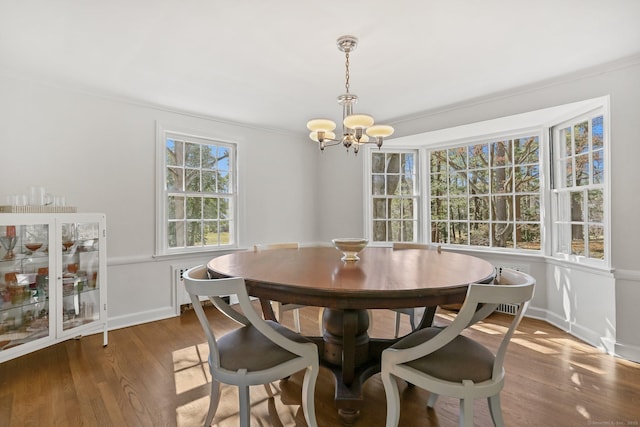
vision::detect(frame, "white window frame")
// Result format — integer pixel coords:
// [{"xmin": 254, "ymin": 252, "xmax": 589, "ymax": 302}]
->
[
  {"xmin": 363, "ymin": 97, "xmax": 610, "ymax": 269},
  {"xmin": 155, "ymin": 123, "xmax": 238, "ymax": 256},
  {"xmin": 550, "ymin": 107, "xmax": 610, "ymax": 267},
  {"xmin": 364, "ymin": 148, "xmax": 421, "ymax": 245}
]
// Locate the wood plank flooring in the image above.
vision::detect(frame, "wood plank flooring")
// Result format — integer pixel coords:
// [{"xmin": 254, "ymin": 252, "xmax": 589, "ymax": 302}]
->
[{"xmin": 1, "ymin": 305, "xmax": 639, "ymax": 426}]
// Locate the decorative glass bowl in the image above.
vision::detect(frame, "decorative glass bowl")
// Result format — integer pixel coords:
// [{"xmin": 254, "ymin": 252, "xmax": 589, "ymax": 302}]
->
[{"xmin": 332, "ymin": 238, "xmax": 368, "ymax": 262}]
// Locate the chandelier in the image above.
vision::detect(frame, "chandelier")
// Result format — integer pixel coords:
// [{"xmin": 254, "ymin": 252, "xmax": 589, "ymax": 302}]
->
[{"xmin": 306, "ymin": 35, "xmax": 394, "ymax": 154}]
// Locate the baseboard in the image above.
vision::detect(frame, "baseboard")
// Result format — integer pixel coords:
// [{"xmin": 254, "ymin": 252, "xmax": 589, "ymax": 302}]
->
[{"xmin": 107, "ymin": 307, "xmax": 177, "ymax": 331}]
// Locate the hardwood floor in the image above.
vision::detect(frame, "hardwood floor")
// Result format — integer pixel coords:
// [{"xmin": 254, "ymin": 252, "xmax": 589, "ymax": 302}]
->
[{"xmin": 1, "ymin": 305, "xmax": 639, "ymax": 426}]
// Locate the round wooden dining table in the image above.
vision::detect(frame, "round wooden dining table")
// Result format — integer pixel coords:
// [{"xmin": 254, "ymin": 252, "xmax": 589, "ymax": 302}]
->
[{"xmin": 207, "ymin": 246, "xmax": 495, "ymax": 424}]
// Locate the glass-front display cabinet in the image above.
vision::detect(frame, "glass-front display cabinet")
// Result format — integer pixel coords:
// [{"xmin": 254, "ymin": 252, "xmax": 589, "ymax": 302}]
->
[{"xmin": 0, "ymin": 213, "xmax": 107, "ymax": 363}]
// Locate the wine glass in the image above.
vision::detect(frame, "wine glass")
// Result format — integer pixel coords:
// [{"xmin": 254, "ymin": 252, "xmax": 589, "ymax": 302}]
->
[
  {"xmin": 61, "ymin": 223, "xmax": 76, "ymax": 252},
  {"xmin": 0, "ymin": 235, "xmax": 17, "ymax": 260},
  {"xmin": 24, "ymin": 224, "xmax": 47, "ymax": 255}
]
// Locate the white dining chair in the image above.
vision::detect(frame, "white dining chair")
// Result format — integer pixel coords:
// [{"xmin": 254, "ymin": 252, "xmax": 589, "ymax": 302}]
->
[
  {"xmin": 183, "ymin": 265, "xmax": 319, "ymax": 427},
  {"xmin": 380, "ymin": 268, "xmax": 535, "ymax": 427},
  {"xmin": 253, "ymin": 242, "xmax": 305, "ymax": 332},
  {"xmin": 391, "ymin": 242, "xmax": 442, "ymax": 337}
]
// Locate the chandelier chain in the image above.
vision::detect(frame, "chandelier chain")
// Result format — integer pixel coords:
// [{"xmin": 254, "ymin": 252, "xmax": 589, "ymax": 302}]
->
[{"xmin": 344, "ymin": 51, "xmax": 350, "ymax": 93}]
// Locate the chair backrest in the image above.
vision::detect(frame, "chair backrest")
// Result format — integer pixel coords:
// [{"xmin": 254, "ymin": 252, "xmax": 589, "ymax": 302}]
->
[
  {"xmin": 182, "ymin": 265, "xmax": 313, "ymax": 368},
  {"xmin": 253, "ymin": 242, "xmax": 299, "ymax": 251},
  {"xmin": 457, "ymin": 272, "xmax": 535, "ymax": 378}
]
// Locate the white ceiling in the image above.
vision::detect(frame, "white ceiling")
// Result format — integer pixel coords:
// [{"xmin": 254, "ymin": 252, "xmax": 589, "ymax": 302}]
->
[{"xmin": 1, "ymin": 1, "xmax": 639, "ymax": 134}]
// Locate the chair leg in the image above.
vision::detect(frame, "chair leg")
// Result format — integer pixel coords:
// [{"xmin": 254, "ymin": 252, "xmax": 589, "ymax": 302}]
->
[
  {"xmin": 318, "ymin": 308, "xmax": 324, "ymax": 336},
  {"xmin": 408, "ymin": 308, "xmax": 416, "ymax": 331},
  {"xmin": 381, "ymin": 372, "xmax": 401, "ymax": 427},
  {"xmin": 427, "ymin": 392, "xmax": 439, "ymax": 408},
  {"xmin": 488, "ymin": 394, "xmax": 505, "ymax": 427},
  {"xmin": 205, "ymin": 379, "xmax": 221, "ymax": 426},
  {"xmin": 238, "ymin": 385, "xmax": 251, "ymax": 427},
  {"xmin": 459, "ymin": 398, "xmax": 474, "ymax": 427},
  {"xmin": 394, "ymin": 311, "xmax": 401, "ymax": 338},
  {"xmin": 301, "ymin": 364, "xmax": 319, "ymax": 427}
]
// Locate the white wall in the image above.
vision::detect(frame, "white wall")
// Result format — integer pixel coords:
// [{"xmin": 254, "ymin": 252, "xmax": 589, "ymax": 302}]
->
[
  {"xmin": 0, "ymin": 74, "xmax": 319, "ymax": 329},
  {"xmin": 318, "ymin": 56, "xmax": 640, "ymax": 362}
]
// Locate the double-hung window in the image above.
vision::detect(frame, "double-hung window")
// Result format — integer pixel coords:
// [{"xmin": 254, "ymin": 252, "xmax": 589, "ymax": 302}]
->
[
  {"xmin": 551, "ymin": 110, "xmax": 606, "ymax": 261},
  {"xmin": 156, "ymin": 128, "xmax": 237, "ymax": 255}
]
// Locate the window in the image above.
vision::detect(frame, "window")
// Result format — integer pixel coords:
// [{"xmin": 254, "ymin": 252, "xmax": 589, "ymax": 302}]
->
[
  {"xmin": 369, "ymin": 151, "xmax": 419, "ymax": 242},
  {"xmin": 551, "ymin": 110, "xmax": 605, "ymax": 261},
  {"xmin": 156, "ymin": 128, "xmax": 237, "ymax": 255},
  {"xmin": 429, "ymin": 135, "xmax": 541, "ymax": 249}
]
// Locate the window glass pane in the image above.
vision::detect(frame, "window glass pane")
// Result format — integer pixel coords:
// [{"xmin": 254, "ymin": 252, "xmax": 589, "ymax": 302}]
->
[
  {"xmin": 402, "ymin": 199, "xmax": 414, "ymax": 219},
  {"xmin": 571, "ymin": 191, "xmax": 584, "ymax": 222},
  {"xmin": 491, "ymin": 168, "xmax": 512, "ymax": 193},
  {"xmin": 514, "ymin": 136, "xmax": 539, "ymax": 164},
  {"xmin": 373, "ymin": 221, "xmax": 387, "ymax": 242},
  {"xmin": 592, "ymin": 150, "xmax": 604, "ymax": 184},
  {"xmin": 469, "ymin": 196, "xmax": 489, "ymax": 221},
  {"xmin": 386, "ymin": 153, "xmax": 400, "ymax": 173},
  {"xmin": 387, "ymin": 175, "xmax": 401, "ymax": 196},
  {"xmin": 492, "ymin": 195, "xmax": 513, "ymax": 221},
  {"xmin": 448, "ymin": 147, "xmax": 466, "ymax": 171},
  {"xmin": 389, "ymin": 199, "xmax": 402, "ymax": 219},
  {"xmin": 372, "ymin": 175, "xmax": 385, "ymax": 195},
  {"xmin": 571, "ymin": 224, "xmax": 585, "ymax": 256},
  {"xmin": 402, "ymin": 221, "xmax": 415, "ymax": 242},
  {"xmin": 185, "ymin": 169, "xmax": 200, "ymax": 192},
  {"xmin": 402, "ymin": 153, "xmax": 415, "ymax": 175},
  {"xmin": 185, "ymin": 142, "xmax": 201, "ymax": 168},
  {"xmin": 587, "ymin": 190, "xmax": 603, "ymax": 222},
  {"xmin": 574, "ymin": 121, "xmax": 589, "ymax": 154},
  {"xmin": 390, "ymin": 220, "xmax": 402, "ymax": 241},
  {"xmin": 218, "ymin": 170, "xmax": 230, "ymax": 193},
  {"xmin": 516, "ymin": 224, "xmax": 541, "ymax": 250},
  {"xmin": 219, "ymin": 221, "xmax": 230, "ymax": 244},
  {"xmin": 372, "ymin": 153, "xmax": 385, "ymax": 173},
  {"xmin": 560, "ymin": 127, "xmax": 572, "ymax": 158},
  {"xmin": 187, "ymin": 221, "xmax": 202, "ymax": 247},
  {"xmin": 517, "ymin": 195, "xmax": 540, "ymax": 221},
  {"xmin": 470, "ymin": 223, "xmax": 490, "ymax": 247},
  {"xmin": 588, "ymin": 225, "xmax": 604, "ymax": 260},
  {"xmin": 186, "ymin": 196, "xmax": 202, "ymax": 219},
  {"xmin": 450, "ymin": 222, "xmax": 468, "ymax": 245},
  {"xmin": 167, "ymin": 139, "xmax": 183, "ymax": 166},
  {"xmin": 219, "ymin": 198, "xmax": 230, "ymax": 219},
  {"xmin": 565, "ymin": 159, "xmax": 573, "ymax": 188},
  {"xmin": 401, "ymin": 171, "xmax": 414, "ymax": 195},
  {"xmin": 431, "ymin": 198, "xmax": 447, "ymax": 220},
  {"xmin": 203, "ymin": 221, "xmax": 218, "ymax": 245},
  {"xmin": 431, "ymin": 222, "xmax": 448, "ymax": 244},
  {"xmin": 203, "ymin": 198, "xmax": 218, "ymax": 219},
  {"xmin": 493, "ymin": 223, "xmax": 514, "ymax": 248},
  {"xmin": 449, "ymin": 171, "xmax": 467, "ymax": 195},
  {"xmin": 430, "ymin": 150, "xmax": 447, "ymax": 172},
  {"xmin": 202, "ymin": 171, "xmax": 217, "ymax": 192},
  {"xmin": 491, "ymin": 140, "xmax": 512, "ymax": 167},
  {"xmin": 468, "ymin": 144, "xmax": 489, "ymax": 169},
  {"xmin": 168, "ymin": 195, "xmax": 185, "ymax": 220},
  {"xmin": 515, "ymin": 165, "xmax": 539, "ymax": 192},
  {"xmin": 373, "ymin": 198, "xmax": 386, "ymax": 219},
  {"xmin": 430, "ymin": 173, "xmax": 447, "ymax": 196},
  {"xmin": 202, "ymin": 144, "xmax": 217, "ymax": 169},
  {"xmin": 450, "ymin": 197, "xmax": 468, "ymax": 220},
  {"xmin": 167, "ymin": 167, "xmax": 183, "ymax": 191},
  {"xmin": 469, "ymin": 169, "xmax": 489, "ymax": 194},
  {"xmin": 592, "ymin": 116, "xmax": 604, "ymax": 149},
  {"xmin": 167, "ymin": 222, "xmax": 183, "ymax": 248},
  {"xmin": 217, "ymin": 147, "xmax": 230, "ymax": 171},
  {"xmin": 575, "ymin": 153, "xmax": 590, "ymax": 186}
]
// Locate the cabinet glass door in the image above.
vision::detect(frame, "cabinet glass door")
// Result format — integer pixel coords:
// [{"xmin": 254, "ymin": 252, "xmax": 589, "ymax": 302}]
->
[
  {"xmin": 60, "ymin": 221, "xmax": 101, "ymax": 332},
  {"xmin": 0, "ymin": 223, "xmax": 50, "ymax": 351}
]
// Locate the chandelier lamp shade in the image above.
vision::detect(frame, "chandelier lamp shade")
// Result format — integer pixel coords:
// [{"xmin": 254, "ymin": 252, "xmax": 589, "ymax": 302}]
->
[{"xmin": 306, "ymin": 35, "xmax": 394, "ymax": 154}]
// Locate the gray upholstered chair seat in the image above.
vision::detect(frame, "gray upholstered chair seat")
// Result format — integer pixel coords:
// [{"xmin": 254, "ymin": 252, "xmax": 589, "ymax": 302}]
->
[
  {"xmin": 391, "ymin": 327, "xmax": 494, "ymax": 383},
  {"xmin": 218, "ymin": 320, "xmax": 313, "ymax": 372}
]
